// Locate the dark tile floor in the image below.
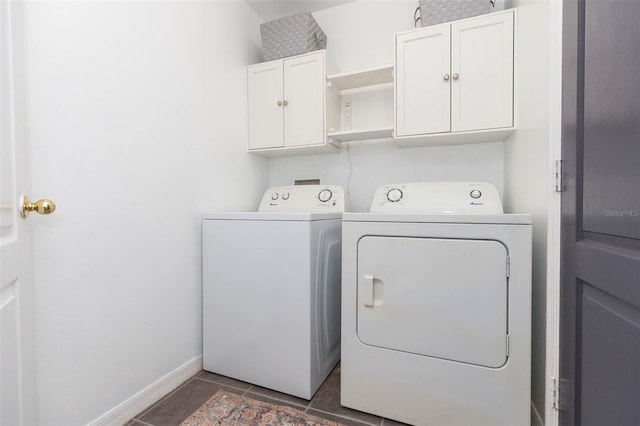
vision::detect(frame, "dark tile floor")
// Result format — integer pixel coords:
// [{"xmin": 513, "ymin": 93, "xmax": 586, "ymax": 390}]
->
[{"xmin": 127, "ymin": 364, "xmax": 407, "ymax": 426}]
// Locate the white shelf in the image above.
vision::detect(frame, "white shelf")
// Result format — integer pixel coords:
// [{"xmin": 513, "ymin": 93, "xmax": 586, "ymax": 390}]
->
[
  {"xmin": 394, "ymin": 127, "xmax": 516, "ymax": 147},
  {"xmin": 248, "ymin": 141, "xmax": 341, "ymax": 158},
  {"xmin": 326, "ymin": 65, "xmax": 394, "ymax": 144},
  {"xmin": 328, "ymin": 127, "xmax": 394, "ymax": 143},
  {"xmin": 327, "ymin": 65, "xmax": 394, "ymax": 91}
]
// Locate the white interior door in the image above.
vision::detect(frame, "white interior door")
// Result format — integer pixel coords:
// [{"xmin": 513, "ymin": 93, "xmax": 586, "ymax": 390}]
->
[
  {"xmin": 1, "ymin": 1, "xmax": 36, "ymax": 423},
  {"xmin": 451, "ymin": 11, "xmax": 514, "ymax": 132},
  {"xmin": 395, "ymin": 24, "xmax": 451, "ymax": 137}
]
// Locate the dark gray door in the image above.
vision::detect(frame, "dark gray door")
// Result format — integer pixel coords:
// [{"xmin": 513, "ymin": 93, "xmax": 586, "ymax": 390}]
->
[{"xmin": 560, "ymin": 1, "xmax": 640, "ymax": 425}]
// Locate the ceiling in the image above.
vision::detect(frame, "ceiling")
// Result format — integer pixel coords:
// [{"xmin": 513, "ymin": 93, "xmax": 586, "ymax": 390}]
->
[{"xmin": 245, "ymin": 0, "xmax": 355, "ymax": 22}]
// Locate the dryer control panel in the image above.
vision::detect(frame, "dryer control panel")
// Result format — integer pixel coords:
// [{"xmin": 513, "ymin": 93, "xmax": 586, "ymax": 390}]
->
[
  {"xmin": 258, "ymin": 185, "xmax": 345, "ymax": 212},
  {"xmin": 370, "ymin": 182, "xmax": 503, "ymax": 214}
]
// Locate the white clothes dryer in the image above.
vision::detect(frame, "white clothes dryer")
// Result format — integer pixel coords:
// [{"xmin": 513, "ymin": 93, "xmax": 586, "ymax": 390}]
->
[
  {"xmin": 341, "ymin": 182, "xmax": 532, "ymax": 425},
  {"xmin": 202, "ymin": 185, "xmax": 344, "ymax": 399}
]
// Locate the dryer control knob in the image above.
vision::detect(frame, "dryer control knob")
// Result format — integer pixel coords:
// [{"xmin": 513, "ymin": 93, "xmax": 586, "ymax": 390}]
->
[
  {"xmin": 318, "ymin": 189, "xmax": 333, "ymax": 203},
  {"xmin": 386, "ymin": 188, "xmax": 403, "ymax": 203},
  {"xmin": 271, "ymin": 192, "xmax": 279, "ymax": 200},
  {"xmin": 282, "ymin": 192, "xmax": 290, "ymax": 200},
  {"xmin": 470, "ymin": 189, "xmax": 482, "ymax": 199}
]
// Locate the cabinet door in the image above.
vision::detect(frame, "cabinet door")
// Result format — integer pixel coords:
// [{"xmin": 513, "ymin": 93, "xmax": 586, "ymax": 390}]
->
[
  {"xmin": 451, "ymin": 11, "xmax": 514, "ymax": 132},
  {"xmin": 395, "ymin": 24, "xmax": 451, "ymax": 137},
  {"xmin": 247, "ymin": 60, "xmax": 284, "ymax": 149},
  {"xmin": 283, "ymin": 52, "xmax": 325, "ymax": 147}
]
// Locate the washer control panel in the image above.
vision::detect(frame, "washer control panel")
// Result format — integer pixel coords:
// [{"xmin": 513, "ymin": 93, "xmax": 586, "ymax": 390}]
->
[
  {"xmin": 370, "ymin": 182, "xmax": 503, "ymax": 214},
  {"xmin": 258, "ymin": 185, "xmax": 345, "ymax": 212}
]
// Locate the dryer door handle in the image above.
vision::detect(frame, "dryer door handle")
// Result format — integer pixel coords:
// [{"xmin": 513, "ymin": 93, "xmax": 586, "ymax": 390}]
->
[{"xmin": 362, "ymin": 274, "xmax": 375, "ymax": 307}]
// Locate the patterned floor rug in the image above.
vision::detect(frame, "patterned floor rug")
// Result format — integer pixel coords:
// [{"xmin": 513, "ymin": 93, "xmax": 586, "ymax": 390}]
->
[{"xmin": 180, "ymin": 390, "xmax": 345, "ymax": 426}]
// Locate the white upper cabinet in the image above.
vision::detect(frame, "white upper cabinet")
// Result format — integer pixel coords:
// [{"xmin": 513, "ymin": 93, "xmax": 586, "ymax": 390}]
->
[
  {"xmin": 395, "ymin": 10, "xmax": 515, "ymax": 146},
  {"xmin": 247, "ymin": 50, "xmax": 339, "ymax": 157},
  {"xmin": 396, "ymin": 24, "xmax": 451, "ymax": 136}
]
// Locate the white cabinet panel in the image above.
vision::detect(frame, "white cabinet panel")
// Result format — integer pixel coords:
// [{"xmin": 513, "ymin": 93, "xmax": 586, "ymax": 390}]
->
[
  {"xmin": 451, "ymin": 12, "xmax": 514, "ymax": 131},
  {"xmin": 395, "ymin": 25, "xmax": 451, "ymax": 136},
  {"xmin": 247, "ymin": 61, "xmax": 284, "ymax": 149},
  {"xmin": 283, "ymin": 53, "xmax": 324, "ymax": 147}
]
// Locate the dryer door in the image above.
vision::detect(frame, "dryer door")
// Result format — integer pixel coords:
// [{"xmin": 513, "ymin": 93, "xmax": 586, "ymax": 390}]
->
[{"xmin": 357, "ymin": 237, "xmax": 509, "ymax": 368}]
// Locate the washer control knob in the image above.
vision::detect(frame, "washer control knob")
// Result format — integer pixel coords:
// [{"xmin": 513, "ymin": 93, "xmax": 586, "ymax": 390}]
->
[
  {"xmin": 470, "ymin": 189, "xmax": 482, "ymax": 199},
  {"xmin": 271, "ymin": 192, "xmax": 279, "ymax": 200},
  {"xmin": 282, "ymin": 192, "xmax": 290, "ymax": 200},
  {"xmin": 318, "ymin": 189, "xmax": 333, "ymax": 203},
  {"xmin": 386, "ymin": 188, "xmax": 403, "ymax": 203}
]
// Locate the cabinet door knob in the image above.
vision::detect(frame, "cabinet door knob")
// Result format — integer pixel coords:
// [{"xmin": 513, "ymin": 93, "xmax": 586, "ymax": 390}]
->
[
  {"xmin": 283, "ymin": 100, "xmax": 288, "ymax": 106},
  {"xmin": 277, "ymin": 100, "xmax": 283, "ymax": 106},
  {"xmin": 443, "ymin": 74, "xmax": 450, "ymax": 81},
  {"xmin": 452, "ymin": 73, "xmax": 459, "ymax": 80}
]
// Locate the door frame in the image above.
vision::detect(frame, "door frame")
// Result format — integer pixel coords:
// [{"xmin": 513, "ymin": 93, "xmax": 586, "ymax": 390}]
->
[
  {"xmin": 544, "ymin": 0, "xmax": 564, "ymax": 425},
  {"xmin": 1, "ymin": 0, "xmax": 37, "ymax": 423}
]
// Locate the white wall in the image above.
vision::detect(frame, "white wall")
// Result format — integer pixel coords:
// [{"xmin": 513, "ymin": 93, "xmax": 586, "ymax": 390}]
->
[
  {"xmin": 269, "ymin": 1, "xmax": 505, "ymax": 211},
  {"xmin": 18, "ymin": 1, "xmax": 268, "ymax": 423},
  {"xmin": 271, "ymin": 140, "xmax": 504, "ymax": 212},
  {"xmin": 503, "ymin": 1, "xmax": 552, "ymax": 424}
]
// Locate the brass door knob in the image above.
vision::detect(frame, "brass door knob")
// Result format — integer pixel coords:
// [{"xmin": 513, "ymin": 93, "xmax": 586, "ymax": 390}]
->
[{"xmin": 21, "ymin": 195, "xmax": 56, "ymax": 218}]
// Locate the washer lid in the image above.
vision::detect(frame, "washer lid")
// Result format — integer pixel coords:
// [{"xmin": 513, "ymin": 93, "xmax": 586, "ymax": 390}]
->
[{"xmin": 203, "ymin": 212, "xmax": 342, "ymax": 221}]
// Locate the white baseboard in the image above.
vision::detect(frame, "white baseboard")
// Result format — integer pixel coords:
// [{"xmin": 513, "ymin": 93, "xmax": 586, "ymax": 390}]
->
[{"xmin": 88, "ymin": 354, "xmax": 203, "ymax": 426}]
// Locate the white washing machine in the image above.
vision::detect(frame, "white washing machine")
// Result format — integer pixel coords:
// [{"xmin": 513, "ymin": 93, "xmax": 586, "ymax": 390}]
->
[
  {"xmin": 202, "ymin": 185, "xmax": 344, "ymax": 399},
  {"xmin": 341, "ymin": 182, "xmax": 532, "ymax": 426}
]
